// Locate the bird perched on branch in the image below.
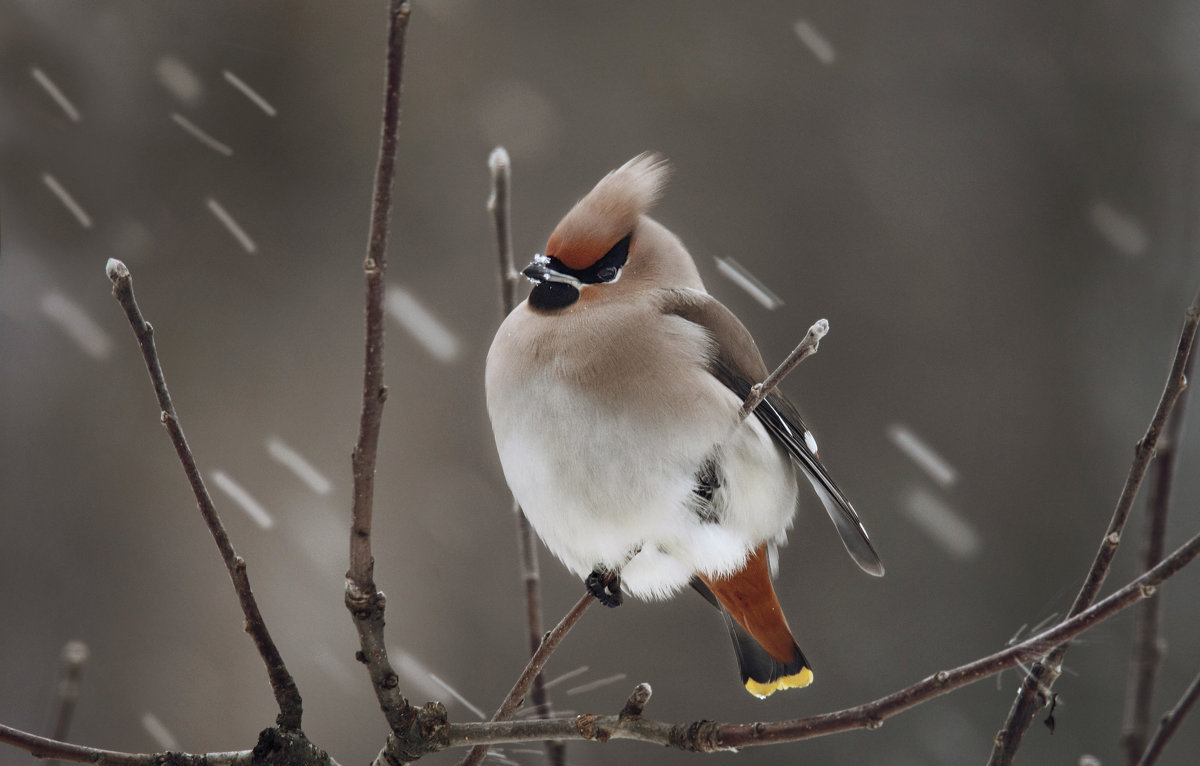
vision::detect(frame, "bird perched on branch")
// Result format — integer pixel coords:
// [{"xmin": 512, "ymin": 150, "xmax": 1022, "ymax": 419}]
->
[{"xmin": 485, "ymin": 153, "xmax": 883, "ymax": 697}]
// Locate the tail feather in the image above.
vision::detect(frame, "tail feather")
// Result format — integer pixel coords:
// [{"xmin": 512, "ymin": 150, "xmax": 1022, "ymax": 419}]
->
[
  {"xmin": 692, "ymin": 546, "xmax": 813, "ymax": 698},
  {"xmin": 721, "ymin": 608, "xmax": 812, "ymax": 697}
]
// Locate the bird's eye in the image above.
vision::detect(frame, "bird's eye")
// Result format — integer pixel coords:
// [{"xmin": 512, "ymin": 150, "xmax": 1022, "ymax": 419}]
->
[{"xmin": 596, "ymin": 266, "xmax": 619, "ymax": 282}]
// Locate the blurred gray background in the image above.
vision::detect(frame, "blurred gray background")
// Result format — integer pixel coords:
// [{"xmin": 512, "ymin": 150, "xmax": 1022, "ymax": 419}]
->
[{"xmin": 3, "ymin": 2, "xmax": 1200, "ymax": 765}]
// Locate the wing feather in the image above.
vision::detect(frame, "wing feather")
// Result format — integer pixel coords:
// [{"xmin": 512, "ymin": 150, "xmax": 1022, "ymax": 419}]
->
[{"xmin": 660, "ymin": 288, "xmax": 884, "ymax": 577}]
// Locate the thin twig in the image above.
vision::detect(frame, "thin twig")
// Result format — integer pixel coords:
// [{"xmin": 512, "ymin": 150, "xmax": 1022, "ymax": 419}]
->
[
  {"xmin": 439, "ymin": 525, "xmax": 1200, "ymax": 751},
  {"xmin": 1121, "ymin": 329, "xmax": 1196, "ymax": 764},
  {"xmin": 0, "ymin": 724, "xmax": 255, "ymax": 766},
  {"xmin": 739, "ymin": 318, "xmax": 828, "ymax": 418},
  {"xmin": 348, "ymin": 0, "xmax": 410, "ymax": 596},
  {"xmin": 45, "ymin": 641, "xmax": 88, "ymax": 766},
  {"xmin": 105, "ymin": 259, "xmax": 303, "ymax": 731},
  {"xmin": 3, "ymin": 725, "xmax": 343, "ymax": 766},
  {"xmin": 1135, "ymin": 668, "xmax": 1200, "ymax": 766},
  {"xmin": 47, "ymin": 641, "xmax": 88, "ymax": 740},
  {"xmin": 458, "ymin": 591, "xmax": 596, "ymax": 766},
  {"xmin": 987, "ymin": 283, "xmax": 1200, "ymax": 766},
  {"xmin": 485, "ymin": 145, "xmax": 564, "ymax": 766},
  {"xmin": 514, "ymin": 506, "xmax": 565, "ymax": 765},
  {"xmin": 488, "ymin": 147, "xmax": 520, "ymax": 316},
  {"xmin": 344, "ymin": 0, "xmax": 414, "ymax": 736}
]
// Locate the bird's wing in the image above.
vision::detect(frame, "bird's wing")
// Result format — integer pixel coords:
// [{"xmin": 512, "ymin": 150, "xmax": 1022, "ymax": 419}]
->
[{"xmin": 660, "ymin": 288, "xmax": 884, "ymax": 577}]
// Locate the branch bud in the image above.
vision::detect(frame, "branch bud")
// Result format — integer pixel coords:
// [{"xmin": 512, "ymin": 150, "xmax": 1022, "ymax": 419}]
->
[{"xmin": 105, "ymin": 258, "xmax": 129, "ymax": 282}]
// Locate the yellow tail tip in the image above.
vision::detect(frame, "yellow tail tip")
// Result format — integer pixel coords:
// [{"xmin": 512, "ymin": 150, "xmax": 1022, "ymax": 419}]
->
[{"xmin": 744, "ymin": 667, "xmax": 814, "ymax": 698}]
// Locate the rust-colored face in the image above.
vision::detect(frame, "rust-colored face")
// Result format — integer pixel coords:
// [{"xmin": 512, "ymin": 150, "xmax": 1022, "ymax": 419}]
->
[{"xmin": 545, "ymin": 231, "xmax": 618, "ymax": 272}]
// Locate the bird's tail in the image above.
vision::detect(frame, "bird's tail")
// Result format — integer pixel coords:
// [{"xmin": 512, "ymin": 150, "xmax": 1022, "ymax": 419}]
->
[{"xmin": 693, "ymin": 545, "xmax": 813, "ymax": 698}]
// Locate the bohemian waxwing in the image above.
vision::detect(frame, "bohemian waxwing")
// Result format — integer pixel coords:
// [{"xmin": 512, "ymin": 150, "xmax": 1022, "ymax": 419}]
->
[{"xmin": 485, "ymin": 153, "xmax": 883, "ymax": 698}]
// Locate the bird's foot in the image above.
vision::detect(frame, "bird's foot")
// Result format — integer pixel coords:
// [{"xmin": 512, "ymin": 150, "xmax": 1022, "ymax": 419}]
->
[{"xmin": 586, "ymin": 570, "xmax": 623, "ymax": 607}]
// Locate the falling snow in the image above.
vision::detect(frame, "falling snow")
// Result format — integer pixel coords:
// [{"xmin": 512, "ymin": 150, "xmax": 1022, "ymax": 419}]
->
[
  {"xmin": 155, "ymin": 56, "xmax": 203, "ymax": 104},
  {"xmin": 887, "ymin": 423, "xmax": 958, "ymax": 488},
  {"xmin": 223, "ymin": 70, "xmax": 278, "ymax": 116},
  {"xmin": 210, "ymin": 470, "xmax": 275, "ymax": 529},
  {"xmin": 41, "ymin": 173, "xmax": 92, "ymax": 228},
  {"xmin": 899, "ymin": 485, "xmax": 980, "ymax": 560},
  {"xmin": 793, "ymin": 19, "xmax": 837, "ymax": 65},
  {"xmin": 386, "ymin": 285, "xmax": 462, "ymax": 363},
  {"xmin": 1089, "ymin": 200, "xmax": 1149, "ymax": 258},
  {"xmin": 266, "ymin": 436, "xmax": 332, "ymax": 495},
  {"xmin": 30, "ymin": 67, "xmax": 81, "ymax": 122},
  {"xmin": 40, "ymin": 292, "xmax": 112, "ymax": 359},
  {"xmin": 713, "ymin": 257, "xmax": 784, "ymax": 310},
  {"xmin": 140, "ymin": 713, "xmax": 179, "ymax": 751},
  {"xmin": 205, "ymin": 197, "xmax": 258, "ymax": 252},
  {"xmin": 171, "ymin": 113, "xmax": 234, "ymax": 156}
]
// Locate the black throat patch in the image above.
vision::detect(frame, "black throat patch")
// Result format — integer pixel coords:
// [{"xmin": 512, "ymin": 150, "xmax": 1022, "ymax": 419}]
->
[{"xmin": 528, "ymin": 281, "xmax": 580, "ymax": 311}]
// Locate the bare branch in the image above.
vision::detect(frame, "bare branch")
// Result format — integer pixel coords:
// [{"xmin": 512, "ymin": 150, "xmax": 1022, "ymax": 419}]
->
[
  {"xmin": 0, "ymin": 724, "xmax": 253, "ymax": 766},
  {"xmin": 1135, "ymin": 668, "xmax": 1200, "ymax": 766},
  {"xmin": 1122, "ymin": 326, "xmax": 1196, "ymax": 764},
  {"xmin": 458, "ymin": 591, "xmax": 596, "ymax": 766},
  {"xmin": 343, "ymin": 0, "xmax": 416, "ymax": 737},
  {"xmin": 47, "ymin": 641, "xmax": 88, "ymax": 745},
  {"xmin": 740, "ymin": 318, "xmax": 828, "ymax": 418},
  {"xmin": 488, "ymin": 146, "xmax": 519, "ymax": 316},
  {"xmin": 484, "ymin": 145, "xmax": 564, "ymax": 766},
  {"xmin": 440, "ymin": 525, "xmax": 1200, "ymax": 752},
  {"xmin": 988, "ymin": 283, "xmax": 1200, "ymax": 765},
  {"xmin": 348, "ymin": 0, "xmax": 411, "ymax": 597},
  {"xmin": 105, "ymin": 259, "xmax": 303, "ymax": 731},
  {"xmin": 3, "ymin": 725, "xmax": 341, "ymax": 766},
  {"xmin": 512, "ymin": 505, "xmax": 565, "ymax": 765}
]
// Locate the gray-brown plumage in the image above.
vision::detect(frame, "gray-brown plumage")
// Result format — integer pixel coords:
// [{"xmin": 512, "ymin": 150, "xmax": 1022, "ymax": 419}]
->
[{"xmin": 486, "ymin": 153, "xmax": 881, "ymax": 696}]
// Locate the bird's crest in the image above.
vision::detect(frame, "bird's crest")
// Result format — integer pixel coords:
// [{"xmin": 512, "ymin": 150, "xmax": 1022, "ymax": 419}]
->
[{"xmin": 546, "ymin": 153, "xmax": 670, "ymax": 271}]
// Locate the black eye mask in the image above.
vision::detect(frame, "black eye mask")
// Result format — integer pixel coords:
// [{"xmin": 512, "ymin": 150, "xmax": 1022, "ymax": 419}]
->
[{"xmin": 524, "ymin": 233, "xmax": 631, "ymax": 311}]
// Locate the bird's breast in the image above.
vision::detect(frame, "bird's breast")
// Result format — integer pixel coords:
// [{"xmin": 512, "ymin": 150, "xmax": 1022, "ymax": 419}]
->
[{"xmin": 485, "ymin": 303, "xmax": 738, "ymax": 575}]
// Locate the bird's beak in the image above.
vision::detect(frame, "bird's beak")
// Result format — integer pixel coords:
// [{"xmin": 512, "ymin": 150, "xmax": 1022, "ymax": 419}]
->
[
  {"xmin": 522, "ymin": 256, "xmax": 579, "ymax": 286},
  {"xmin": 521, "ymin": 260, "xmax": 552, "ymax": 283}
]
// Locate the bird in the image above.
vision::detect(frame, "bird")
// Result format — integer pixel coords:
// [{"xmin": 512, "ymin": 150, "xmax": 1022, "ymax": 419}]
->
[{"xmin": 485, "ymin": 153, "xmax": 883, "ymax": 698}]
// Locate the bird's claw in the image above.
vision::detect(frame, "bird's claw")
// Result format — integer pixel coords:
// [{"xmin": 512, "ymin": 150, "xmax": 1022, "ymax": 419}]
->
[{"xmin": 586, "ymin": 570, "xmax": 623, "ymax": 607}]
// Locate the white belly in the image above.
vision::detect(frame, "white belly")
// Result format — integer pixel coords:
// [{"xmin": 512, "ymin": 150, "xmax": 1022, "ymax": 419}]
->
[{"xmin": 485, "ymin": 305, "xmax": 798, "ymax": 600}]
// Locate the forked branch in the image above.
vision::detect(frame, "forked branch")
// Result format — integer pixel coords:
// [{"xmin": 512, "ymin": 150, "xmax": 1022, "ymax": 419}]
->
[
  {"xmin": 1121, "ymin": 322, "xmax": 1197, "ymax": 763},
  {"xmin": 441, "ymin": 527, "xmax": 1200, "ymax": 752},
  {"xmin": 988, "ymin": 283, "xmax": 1200, "ymax": 765}
]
